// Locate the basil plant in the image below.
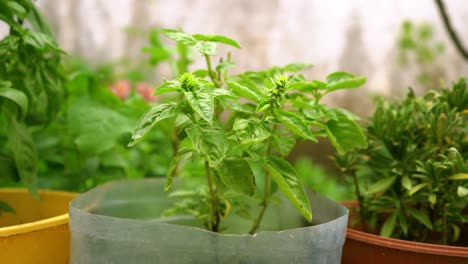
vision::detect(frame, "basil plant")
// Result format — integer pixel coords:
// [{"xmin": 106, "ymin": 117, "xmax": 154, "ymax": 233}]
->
[{"xmin": 130, "ymin": 29, "xmax": 367, "ymax": 233}]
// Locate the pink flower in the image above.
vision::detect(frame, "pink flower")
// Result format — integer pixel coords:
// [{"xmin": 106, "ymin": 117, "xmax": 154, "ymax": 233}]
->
[
  {"xmin": 136, "ymin": 82, "xmax": 158, "ymax": 102},
  {"xmin": 110, "ymin": 80, "xmax": 131, "ymax": 100}
]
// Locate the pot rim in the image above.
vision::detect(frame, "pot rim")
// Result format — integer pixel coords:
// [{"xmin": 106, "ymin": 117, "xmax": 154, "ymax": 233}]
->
[
  {"xmin": 343, "ymin": 201, "xmax": 468, "ymax": 258},
  {"xmin": 0, "ymin": 189, "xmax": 77, "ymax": 237},
  {"xmin": 70, "ymin": 178, "xmax": 349, "ymax": 237}
]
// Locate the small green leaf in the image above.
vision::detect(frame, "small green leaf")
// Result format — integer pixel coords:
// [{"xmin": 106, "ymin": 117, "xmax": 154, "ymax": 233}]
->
[
  {"xmin": 436, "ymin": 113, "xmax": 447, "ymax": 139},
  {"xmin": 186, "ymin": 126, "xmax": 227, "ymax": 167},
  {"xmin": 366, "ymin": 176, "xmax": 396, "ymax": 195},
  {"xmin": 402, "ymin": 176, "xmax": 412, "ymax": 190},
  {"xmin": 428, "ymin": 193, "xmax": 437, "ymax": 205},
  {"xmin": 193, "ymin": 35, "xmax": 240, "ymax": 49},
  {"xmin": 398, "ymin": 209, "xmax": 408, "ymax": 236},
  {"xmin": 184, "ymin": 91, "xmax": 214, "ymax": 123},
  {"xmin": 195, "ymin": 41, "xmax": 218, "ymax": 56},
  {"xmin": 233, "ymin": 118, "xmax": 271, "ymax": 146},
  {"xmin": 255, "ymin": 101, "xmax": 270, "ymax": 113},
  {"xmin": 326, "ymin": 71, "xmax": 366, "ymax": 91},
  {"xmin": 129, "ymin": 103, "xmax": 181, "ymax": 146},
  {"xmin": 457, "ymin": 186, "xmax": 468, "ymax": 197},
  {"xmin": 380, "ymin": 211, "xmax": 398, "ymax": 237},
  {"xmin": 193, "ymin": 34, "xmax": 241, "ymax": 48},
  {"xmin": 192, "ymin": 69, "xmax": 209, "ymax": 78},
  {"xmin": 264, "ymin": 157, "xmax": 312, "ymax": 221},
  {"xmin": 153, "ymin": 80, "xmax": 181, "ymax": 95},
  {"xmin": 326, "ymin": 114, "xmax": 367, "ymax": 154},
  {"xmin": 161, "ymin": 29, "xmax": 197, "ymax": 46},
  {"xmin": 282, "ymin": 63, "xmax": 313, "ymax": 72},
  {"xmin": 408, "ymin": 183, "xmax": 428, "ymax": 196},
  {"xmin": 218, "ymin": 158, "xmax": 256, "ymax": 196},
  {"xmin": 407, "ymin": 207, "xmax": 433, "ymax": 230},
  {"xmin": 216, "ymin": 61, "xmax": 235, "ymax": 72},
  {"xmin": 448, "ymin": 173, "xmax": 468, "ymax": 180},
  {"xmin": 0, "ymin": 200, "xmax": 15, "ymax": 215},
  {"xmin": 452, "ymin": 225, "xmax": 461, "ymax": 242},
  {"xmin": 0, "ymin": 83, "xmax": 28, "ymax": 120},
  {"xmin": 226, "ymin": 81, "xmax": 262, "ymax": 103},
  {"xmin": 7, "ymin": 1, "xmax": 27, "ymax": 16},
  {"xmin": 275, "ymin": 110, "xmax": 316, "ymax": 141}
]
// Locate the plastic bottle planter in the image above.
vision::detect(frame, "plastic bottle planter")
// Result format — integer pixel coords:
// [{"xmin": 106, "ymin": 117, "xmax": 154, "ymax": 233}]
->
[
  {"xmin": 0, "ymin": 189, "xmax": 77, "ymax": 264},
  {"xmin": 69, "ymin": 179, "xmax": 348, "ymax": 264}
]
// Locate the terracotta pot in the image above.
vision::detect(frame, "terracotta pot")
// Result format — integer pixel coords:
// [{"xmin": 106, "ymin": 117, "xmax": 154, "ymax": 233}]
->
[{"xmin": 342, "ymin": 201, "xmax": 468, "ymax": 264}]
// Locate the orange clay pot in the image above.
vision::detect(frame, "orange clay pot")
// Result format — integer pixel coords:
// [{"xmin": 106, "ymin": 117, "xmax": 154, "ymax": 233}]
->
[{"xmin": 341, "ymin": 201, "xmax": 468, "ymax": 264}]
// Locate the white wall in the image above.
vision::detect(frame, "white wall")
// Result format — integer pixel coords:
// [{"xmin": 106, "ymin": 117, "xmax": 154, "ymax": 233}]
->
[{"xmin": 33, "ymin": 0, "xmax": 468, "ymax": 114}]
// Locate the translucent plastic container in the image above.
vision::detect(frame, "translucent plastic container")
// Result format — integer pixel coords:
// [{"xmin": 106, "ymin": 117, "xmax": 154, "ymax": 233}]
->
[{"xmin": 69, "ymin": 179, "xmax": 348, "ymax": 264}]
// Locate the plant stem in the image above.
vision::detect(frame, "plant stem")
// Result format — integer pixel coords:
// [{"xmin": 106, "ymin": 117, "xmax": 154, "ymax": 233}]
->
[
  {"xmin": 204, "ymin": 55, "xmax": 221, "ymax": 87},
  {"xmin": 434, "ymin": 0, "xmax": 468, "ymax": 61},
  {"xmin": 249, "ymin": 124, "xmax": 275, "ymax": 234},
  {"xmin": 249, "ymin": 171, "xmax": 270, "ymax": 234},
  {"xmin": 351, "ymin": 171, "xmax": 367, "ymax": 230},
  {"xmin": 205, "ymin": 160, "xmax": 220, "ymax": 232}
]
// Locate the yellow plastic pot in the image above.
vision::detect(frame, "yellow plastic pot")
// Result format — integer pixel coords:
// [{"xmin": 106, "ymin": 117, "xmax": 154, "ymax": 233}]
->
[{"xmin": 0, "ymin": 188, "xmax": 77, "ymax": 264}]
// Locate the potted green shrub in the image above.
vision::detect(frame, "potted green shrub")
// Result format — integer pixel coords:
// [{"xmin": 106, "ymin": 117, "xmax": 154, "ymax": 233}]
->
[
  {"xmin": 336, "ymin": 80, "xmax": 468, "ymax": 263},
  {"xmin": 69, "ymin": 29, "xmax": 368, "ymax": 263},
  {"xmin": 0, "ymin": 1, "xmax": 77, "ymax": 263}
]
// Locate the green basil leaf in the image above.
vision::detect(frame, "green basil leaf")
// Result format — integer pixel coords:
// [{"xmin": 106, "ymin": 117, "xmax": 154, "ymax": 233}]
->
[
  {"xmin": 7, "ymin": 1, "xmax": 27, "ymax": 16},
  {"xmin": 69, "ymin": 99, "xmax": 134, "ymax": 154},
  {"xmin": 226, "ymin": 81, "xmax": 262, "ymax": 103},
  {"xmin": 161, "ymin": 29, "xmax": 197, "ymax": 46},
  {"xmin": 255, "ymin": 101, "xmax": 270, "ymax": 113},
  {"xmin": 184, "ymin": 91, "xmax": 214, "ymax": 124},
  {"xmin": 129, "ymin": 103, "xmax": 181, "ymax": 146},
  {"xmin": 192, "ymin": 69, "xmax": 209, "ymax": 78},
  {"xmin": 366, "ymin": 176, "xmax": 397, "ymax": 195},
  {"xmin": 153, "ymin": 80, "xmax": 181, "ymax": 95},
  {"xmin": 195, "ymin": 41, "xmax": 218, "ymax": 56},
  {"xmin": 233, "ymin": 118, "xmax": 270, "ymax": 146},
  {"xmin": 218, "ymin": 157, "xmax": 256, "ymax": 196},
  {"xmin": 380, "ymin": 211, "xmax": 398, "ymax": 237},
  {"xmin": 326, "ymin": 71, "xmax": 366, "ymax": 91},
  {"xmin": 0, "ymin": 83, "xmax": 28, "ymax": 120},
  {"xmin": 24, "ymin": 32, "xmax": 57, "ymax": 50},
  {"xmin": 282, "ymin": 63, "xmax": 313, "ymax": 72},
  {"xmin": 8, "ymin": 119, "xmax": 38, "ymax": 197},
  {"xmin": 193, "ymin": 34, "xmax": 241, "ymax": 48},
  {"xmin": 276, "ymin": 110, "xmax": 317, "ymax": 141},
  {"xmin": 186, "ymin": 126, "xmax": 227, "ymax": 167},
  {"xmin": 326, "ymin": 114, "xmax": 367, "ymax": 154},
  {"xmin": 265, "ymin": 157, "xmax": 312, "ymax": 222},
  {"xmin": 407, "ymin": 207, "xmax": 433, "ymax": 230}
]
